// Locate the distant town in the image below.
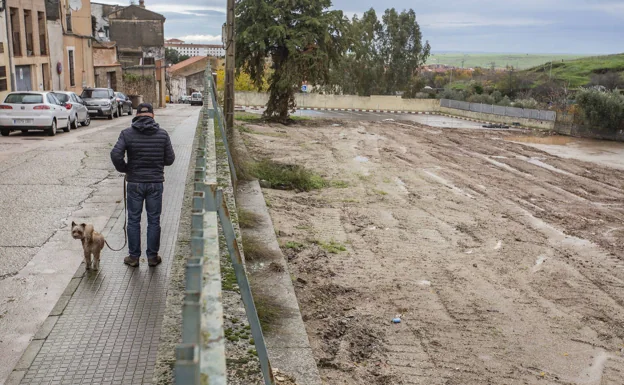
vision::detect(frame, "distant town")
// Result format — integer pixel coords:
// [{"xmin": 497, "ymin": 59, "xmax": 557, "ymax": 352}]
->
[{"xmin": 0, "ymin": 0, "xmax": 225, "ymax": 108}]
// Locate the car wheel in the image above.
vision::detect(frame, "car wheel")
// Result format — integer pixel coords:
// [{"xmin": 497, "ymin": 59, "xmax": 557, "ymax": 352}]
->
[
  {"xmin": 81, "ymin": 115, "xmax": 91, "ymax": 127},
  {"xmin": 128, "ymin": 106, "xmax": 133, "ymax": 116},
  {"xmin": 69, "ymin": 117, "xmax": 77, "ymax": 131},
  {"xmin": 48, "ymin": 120, "xmax": 57, "ymax": 136},
  {"xmin": 1, "ymin": 129, "xmax": 10, "ymax": 136}
]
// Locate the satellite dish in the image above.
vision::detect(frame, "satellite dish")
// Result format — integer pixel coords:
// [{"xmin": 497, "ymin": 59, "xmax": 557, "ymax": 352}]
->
[{"xmin": 69, "ymin": 0, "xmax": 82, "ymax": 12}]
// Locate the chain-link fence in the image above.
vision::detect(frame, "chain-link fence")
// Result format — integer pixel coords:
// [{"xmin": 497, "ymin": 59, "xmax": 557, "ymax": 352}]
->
[{"xmin": 441, "ymin": 99, "xmax": 556, "ymax": 121}]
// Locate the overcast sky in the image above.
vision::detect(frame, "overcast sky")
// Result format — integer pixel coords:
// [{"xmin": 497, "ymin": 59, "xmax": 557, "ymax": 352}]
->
[{"xmin": 127, "ymin": 0, "xmax": 622, "ymax": 54}]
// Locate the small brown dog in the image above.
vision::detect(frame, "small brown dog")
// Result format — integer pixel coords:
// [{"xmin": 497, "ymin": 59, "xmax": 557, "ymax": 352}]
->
[{"xmin": 71, "ymin": 221, "xmax": 105, "ymax": 270}]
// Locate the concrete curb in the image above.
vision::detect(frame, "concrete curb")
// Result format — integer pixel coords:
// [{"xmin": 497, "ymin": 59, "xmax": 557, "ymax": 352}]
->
[{"xmin": 237, "ymin": 180, "xmax": 322, "ymax": 385}]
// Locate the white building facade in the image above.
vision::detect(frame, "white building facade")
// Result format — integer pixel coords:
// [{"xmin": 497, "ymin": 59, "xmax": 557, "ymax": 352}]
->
[{"xmin": 165, "ymin": 39, "xmax": 224, "ymax": 57}]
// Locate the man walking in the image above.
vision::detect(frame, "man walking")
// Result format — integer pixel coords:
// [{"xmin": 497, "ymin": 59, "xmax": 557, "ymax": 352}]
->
[{"xmin": 110, "ymin": 103, "xmax": 175, "ymax": 267}]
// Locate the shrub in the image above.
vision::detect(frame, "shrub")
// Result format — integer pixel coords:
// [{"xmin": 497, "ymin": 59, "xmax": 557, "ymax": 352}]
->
[
  {"xmin": 575, "ymin": 89, "xmax": 624, "ymax": 132},
  {"xmin": 250, "ymin": 160, "xmax": 327, "ymax": 191}
]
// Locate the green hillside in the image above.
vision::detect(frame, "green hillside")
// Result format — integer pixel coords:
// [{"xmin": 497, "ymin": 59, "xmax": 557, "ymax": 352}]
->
[
  {"xmin": 426, "ymin": 53, "xmax": 589, "ymax": 70},
  {"xmin": 522, "ymin": 53, "xmax": 624, "ymax": 88}
]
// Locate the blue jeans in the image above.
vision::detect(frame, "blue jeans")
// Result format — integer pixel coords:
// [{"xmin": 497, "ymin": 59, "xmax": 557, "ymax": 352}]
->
[{"xmin": 126, "ymin": 182, "xmax": 163, "ymax": 259}]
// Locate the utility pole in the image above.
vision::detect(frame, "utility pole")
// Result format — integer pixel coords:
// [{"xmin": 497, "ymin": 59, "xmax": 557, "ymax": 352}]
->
[{"xmin": 224, "ymin": 0, "xmax": 235, "ymax": 136}]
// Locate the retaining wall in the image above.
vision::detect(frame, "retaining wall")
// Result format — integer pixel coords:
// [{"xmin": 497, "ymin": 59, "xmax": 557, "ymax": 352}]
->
[
  {"xmin": 236, "ymin": 91, "xmax": 556, "ymax": 129},
  {"xmin": 236, "ymin": 91, "xmax": 439, "ymax": 112},
  {"xmin": 439, "ymin": 107, "xmax": 555, "ymax": 130}
]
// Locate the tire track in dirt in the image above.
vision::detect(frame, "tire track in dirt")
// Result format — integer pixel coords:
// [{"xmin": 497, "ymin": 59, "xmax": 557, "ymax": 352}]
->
[{"xmin": 239, "ymin": 120, "xmax": 624, "ymax": 385}]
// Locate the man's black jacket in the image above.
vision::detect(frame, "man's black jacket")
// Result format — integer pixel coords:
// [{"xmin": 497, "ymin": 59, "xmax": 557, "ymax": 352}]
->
[{"xmin": 110, "ymin": 116, "xmax": 175, "ymax": 183}]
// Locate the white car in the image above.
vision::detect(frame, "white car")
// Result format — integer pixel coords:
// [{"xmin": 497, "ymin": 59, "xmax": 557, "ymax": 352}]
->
[
  {"xmin": 0, "ymin": 92, "xmax": 71, "ymax": 136},
  {"xmin": 190, "ymin": 92, "xmax": 203, "ymax": 106},
  {"xmin": 52, "ymin": 91, "xmax": 91, "ymax": 129}
]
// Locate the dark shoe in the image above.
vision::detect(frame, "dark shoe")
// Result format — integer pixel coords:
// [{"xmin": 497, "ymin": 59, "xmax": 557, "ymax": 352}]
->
[
  {"xmin": 124, "ymin": 256, "xmax": 140, "ymax": 267},
  {"xmin": 148, "ymin": 255, "xmax": 162, "ymax": 267}
]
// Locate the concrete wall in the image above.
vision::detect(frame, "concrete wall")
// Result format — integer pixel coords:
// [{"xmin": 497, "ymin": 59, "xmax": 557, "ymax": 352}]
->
[
  {"xmin": 122, "ymin": 65, "xmax": 157, "ymax": 106},
  {"xmin": 46, "ymin": 20, "xmax": 63, "ymax": 90},
  {"xmin": 94, "ymin": 65, "xmax": 122, "ymax": 89},
  {"xmin": 186, "ymin": 71, "xmax": 204, "ymax": 94},
  {"xmin": 236, "ymin": 91, "xmax": 555, "ymax": 129},
  {"xmin": 236, "ymin": 91, "xmax": 440, "ymax": 112},
  {"xmin": 439, "ymin": 107, "xmax": 555, "ymax": 130},
  {"xmin": 110, "ymin": 20, "xmax": 163, "ymax": 51},
  {"xmin": 0, "ymin": 11, "xmax": 13, "ymax": 100},
  {"xmin": 93, "ymin": 46, "xmax": 117, "ymax": 66},
  {"xmin": 62, "ymin": 35, "xmax": 94, "ymax": 93},
  {"xmin": 170, "ymin": 75, "xmax": 186, "ymax": 102}
]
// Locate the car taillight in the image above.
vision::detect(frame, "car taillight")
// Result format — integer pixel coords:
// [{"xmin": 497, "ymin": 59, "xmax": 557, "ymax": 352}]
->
[
  {"xmin": 0, "ymin": 105, "xmax": 12, "ymax": 109},
  {"xmin": 33, "ymin": 105, "xmax": 50, "ymax": 110},
  {"xmin": 65, "ymin": 103, "xmax": 72, "ymax": 110}
]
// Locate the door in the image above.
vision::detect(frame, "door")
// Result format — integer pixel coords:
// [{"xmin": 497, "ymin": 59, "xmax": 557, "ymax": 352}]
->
[
  {"xmin": 47, "ymin": 93, "xmax": 69, "ymax": 128},
  {"xmin": 15, "ymin": 65, "xmax": 32, "ymax": 91},
  {"xmin": 72, "ymin": 93, "xmax": 87, "ymax": 122}
]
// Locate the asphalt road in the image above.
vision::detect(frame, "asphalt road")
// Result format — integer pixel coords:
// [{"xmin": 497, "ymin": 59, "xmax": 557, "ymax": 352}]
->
[{"xmin": 0, "ymin": 104, "xmax": 201, "ymax": 384}]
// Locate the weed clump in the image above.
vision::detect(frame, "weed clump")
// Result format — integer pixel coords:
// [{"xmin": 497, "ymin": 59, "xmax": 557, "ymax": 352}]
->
[
  {"xmin": 242, "ymin": 235, "xmax": 276, "ymax": 261},
  {"xmin": 251, "ymin": 160, "xmax": 327, "ymax": 191},
  {"xmin": 316, "ymin": 240, "xmax": 347, "ymax": 254},
  {"xmin": 237, "ymin": 208, "xmax": 262, "ymax": 229}
]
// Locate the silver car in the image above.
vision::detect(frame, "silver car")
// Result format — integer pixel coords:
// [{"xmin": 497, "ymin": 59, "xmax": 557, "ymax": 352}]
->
[
  {"xmin": 52, "ymin": 91, "xmax": 91, "ymax": 129},
  {"xmin": 0, "ymin": 92, "xmax": 71, "ymax": 136}
]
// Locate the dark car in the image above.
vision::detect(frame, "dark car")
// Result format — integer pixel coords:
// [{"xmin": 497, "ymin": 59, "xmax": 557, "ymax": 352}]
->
[
  {"xmin": 80, "ymin": 88, "xmax": 119, "ymax": 119},
  {"xmin": 114, "ymin": 92, "xmax": 133, "ymax": 116}
]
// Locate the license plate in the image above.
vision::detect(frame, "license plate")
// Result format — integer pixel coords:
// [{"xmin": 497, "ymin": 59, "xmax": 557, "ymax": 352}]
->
[
  {"xmin": 88, "ymin": 109, "xmax": 98, "ymax": 112},
  {"xmin": 14, "ymin": 119, "xmax": 33, "ymax": 124}
]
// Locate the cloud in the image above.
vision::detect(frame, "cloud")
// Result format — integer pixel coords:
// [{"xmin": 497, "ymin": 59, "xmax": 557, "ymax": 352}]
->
[
  {"xmin": 169, "ymin": 34, "xmax": 223, "ymax": 44},
  {"xmin": 149, "ymin": 4, "xmax": 225, "ymax": 15},
  {"xmin": 419, "ymin": 13, "xmax": 554, "ymax": 29}
]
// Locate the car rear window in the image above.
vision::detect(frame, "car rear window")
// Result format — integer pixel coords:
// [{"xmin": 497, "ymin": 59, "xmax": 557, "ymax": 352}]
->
[
  {"xmin": 192, "ymin": 93, "xmax": 201, "ymax": 97},
  {"xmin": 52, "ymin": 93, "xmax": 69, "ymax": 103},
  {"xmin": 81, "ymin": 89, "xmax": 109, "ymax": 98},
  {"xmin": 4, "ymin": 93, "xmax": 44, "ymax": 104}
]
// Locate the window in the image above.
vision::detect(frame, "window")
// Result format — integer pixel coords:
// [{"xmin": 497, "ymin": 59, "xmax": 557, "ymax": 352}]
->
[
  {"xmin": 38, "ymin": 12, "xmax": 46, "ymax": 55},
  {"xmin": 48, "ymin": 93, "xmax": 61, "ymax": 105},
  {"xmin": 68, "ymin": 49, "xmax": 75, "ymax": 86},
  {"xmin": 24, "ymin": 9, "xmax": 33, "ymax": 56},
  {"xmin": 0, "ymin": 66, "xmax": 7, "ymax": 91},
  {"xmin": 5, "ymin": 93, "xmax": 43, "ymax": 104},
  {"xmin": 0, "ymin": 43, "xmax": 4, "ymax": 53},
  {"xmin": 143, "ymin": 57, "xmax": 155, "ymax": 65},
  {"xmin": 10, "ymin": 8, "xmax": 21, "ymax": 57},
  {"xmin": 66, "ymin": 10, "xmax": 72, "ymax": 32}
]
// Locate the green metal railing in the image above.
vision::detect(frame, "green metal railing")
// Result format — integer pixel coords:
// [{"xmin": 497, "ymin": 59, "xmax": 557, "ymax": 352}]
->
[{"xmin": 175, "ymin": 64, "xmax": 274, "ymax": 385}]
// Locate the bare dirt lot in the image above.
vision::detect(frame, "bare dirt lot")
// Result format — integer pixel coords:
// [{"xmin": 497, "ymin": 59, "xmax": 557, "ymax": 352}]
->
[{"xmin": 238, "ymin": 118, "xmax": 624, "ymax": 385}]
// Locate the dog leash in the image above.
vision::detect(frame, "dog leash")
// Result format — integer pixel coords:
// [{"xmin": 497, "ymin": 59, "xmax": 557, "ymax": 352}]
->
[{"xmin": 104, "ymin": 175, "xmax": 128, "ymax": 252}]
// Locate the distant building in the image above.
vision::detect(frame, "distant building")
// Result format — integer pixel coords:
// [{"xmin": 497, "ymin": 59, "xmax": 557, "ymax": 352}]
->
[
  {"xmin": 166, "ymin": 55, "xmax": 215, "ymax": 102},
  {"xmin": 5, "ymin": 0, "xmax": 52, "ymax": 91},
  {"xmin": 92, "ymin": 41, "xmax": 122, "ymax": 90},
  {"xmin": 165, "ymin": 39, "xmax": 224, "ymax": 57},
  {"xmin": 45, "ymin": 0, "xmax": 95, "ymax": 93},
  {"xmin": 107, "ymin": 0, "xmax": 166, "ymax": 107}
]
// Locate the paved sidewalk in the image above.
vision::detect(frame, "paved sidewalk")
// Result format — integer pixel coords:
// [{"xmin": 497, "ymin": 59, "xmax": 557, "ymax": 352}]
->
[{"xmin": 11, "ymin": 108, "xmax": 199, "ymax": 385}]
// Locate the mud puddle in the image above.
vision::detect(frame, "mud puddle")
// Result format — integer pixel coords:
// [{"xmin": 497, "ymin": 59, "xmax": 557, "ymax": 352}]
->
[{"xmin": 507, "ymin": 134, "xmax": 624, "ymax": 170}]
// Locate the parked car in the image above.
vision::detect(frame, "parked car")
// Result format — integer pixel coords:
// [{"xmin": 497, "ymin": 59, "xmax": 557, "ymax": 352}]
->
[
  {"xmin": 80, "ymin": 88, "xmax": 119, "ymax": 119},
  {"xmin": 190, "ymin": 92, "xmax": 203, "ymax": 106},
  {"xmin": 0, "ymin": 92, "xmax": 71, "ymax": 136},
  {"xmin": 52, "ymin": 91, "xmax": 91, "ymax": 128},
  {"xmin": 178, "ymin": 95, "xmax": 190, "ymax": 104},
  {"xmin": 114, "ymin": 92, "xmax": 133, "ymax": 116}
]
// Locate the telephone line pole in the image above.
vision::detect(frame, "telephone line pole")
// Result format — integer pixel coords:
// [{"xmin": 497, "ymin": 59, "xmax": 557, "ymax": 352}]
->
[{"xmin": 224, "ymin": 0, "xmax": 235, "ymax": 136}]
